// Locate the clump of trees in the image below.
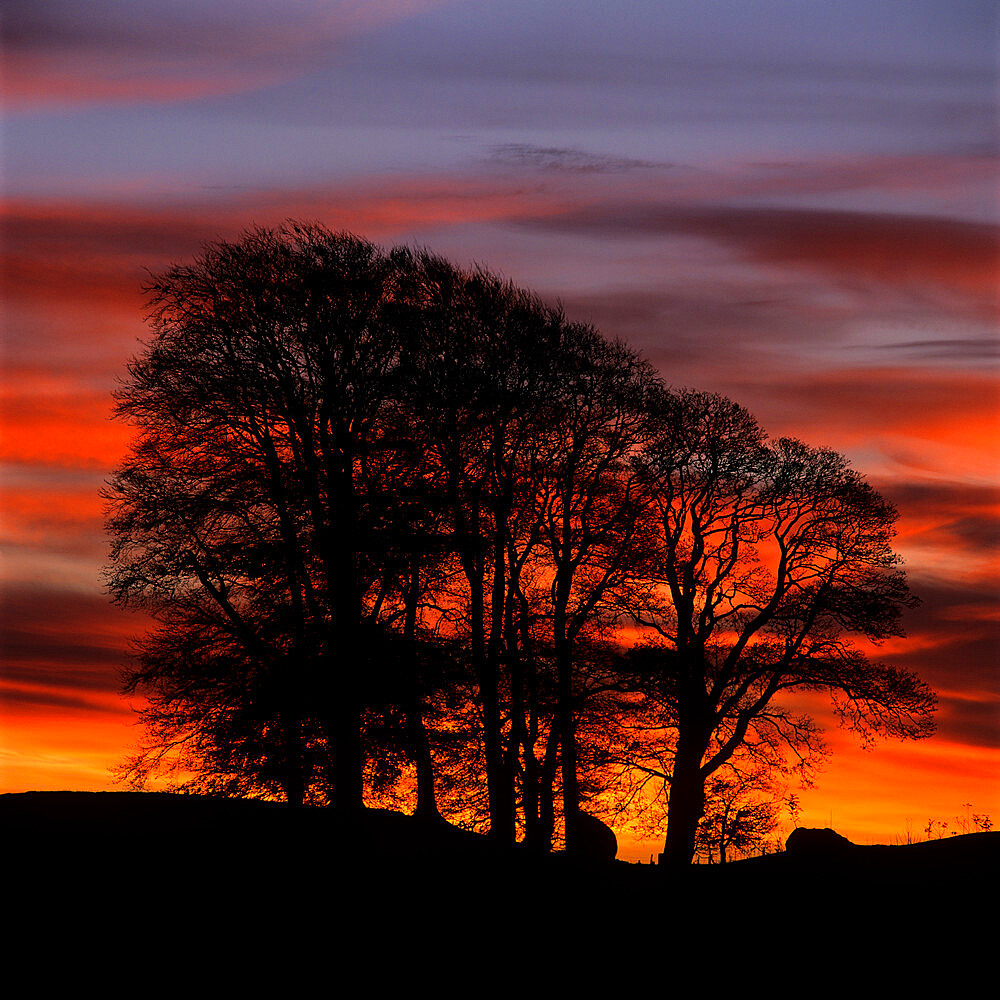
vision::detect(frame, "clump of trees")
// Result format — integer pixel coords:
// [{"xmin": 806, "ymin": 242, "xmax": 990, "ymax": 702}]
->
[{"xmin": 105, "ymin": 223, "xmax": 936, "ymax": 866}]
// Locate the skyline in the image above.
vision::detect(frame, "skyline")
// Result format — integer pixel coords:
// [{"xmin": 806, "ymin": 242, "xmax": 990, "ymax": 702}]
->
[{"xmin": 2, "ymin": 0, "xmax": 997, "ymax": 857}]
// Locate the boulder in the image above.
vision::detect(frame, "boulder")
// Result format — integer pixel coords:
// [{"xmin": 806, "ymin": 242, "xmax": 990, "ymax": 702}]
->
[
  {"xmin": 785, "ymin": 827, "xmax": 854, "ymax": 855},
  {"xmin": 566, "ymin": 811, "xmax": 618, "ymax": 862}
]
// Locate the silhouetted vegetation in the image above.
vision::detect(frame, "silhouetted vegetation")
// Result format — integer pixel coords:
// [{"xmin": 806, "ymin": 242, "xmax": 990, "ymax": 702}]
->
[
  {"xmin": 10, "ymin": 790, "xmax": 993, "ymax": 970},
  {"xmin": 105, "ymin": 223, "xmax": 937, "ymax": 866}
]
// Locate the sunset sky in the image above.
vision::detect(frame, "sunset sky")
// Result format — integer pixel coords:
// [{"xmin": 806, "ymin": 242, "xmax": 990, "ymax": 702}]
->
[{"xmin": 2, "ymin": 0, "xmax": 997, "ymax": 857}]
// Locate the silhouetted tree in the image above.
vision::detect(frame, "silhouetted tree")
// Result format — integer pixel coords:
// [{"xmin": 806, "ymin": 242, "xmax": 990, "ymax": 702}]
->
[
  {"xmin": 399, "ymin": 258, "xmax": 666, "ymax": 848},
  {"xmin": 597, "ymin": 647, "xmax": 824, "ymax": 859},
  {"xmin": 695, "ymin": 773, "xmax": 780, "ymax": 864},
  {"xmin": 530, "ymin": 327, "xmax": 659, "ymax": 851},
  {"xmin": 616, "ymin": 389, "xmax": 936, "ymax": 867},
  {"xmin": 395, "ymin": 253, "xmax": 573, "ymax": 842},
  {"xmin": 107, "ymin": 224, "xmax": 422, "ymax": 811},
  {"xmin": 108, "ymin": 227, "xmax": 642, "ymax": 837}
]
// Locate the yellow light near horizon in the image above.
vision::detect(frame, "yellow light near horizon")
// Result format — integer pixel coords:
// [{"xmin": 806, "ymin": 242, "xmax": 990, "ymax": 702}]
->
[{"xmin": 0, "ymin": 700, "xmax": 133, "ymax": 794}]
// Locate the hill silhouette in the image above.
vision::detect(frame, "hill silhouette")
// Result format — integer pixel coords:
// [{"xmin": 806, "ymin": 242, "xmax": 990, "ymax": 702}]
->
[
  {"xmin": 5, "ymin": 790, "xmax": 994, "ymax": 966},
  {"xmin": 6, "ymin": 790, "xmax": 994, "ymax": 886}
]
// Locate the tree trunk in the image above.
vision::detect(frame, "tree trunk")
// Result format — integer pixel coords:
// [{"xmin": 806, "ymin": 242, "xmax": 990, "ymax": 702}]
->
[
  {"xmin": 407, "ymin": 703, "xmax": 441, "ymax": 821},
  {"xmin": 486, "ymin": 521, "xmax": 516, "ymax": 846},
  {"xmin": 521, "ymin": 598, "xmax": 547, "ymax": 851},
  {"xmin": 538, "ymin": 725, "xmax": 560, "ymax": 851},
  {"xmin": 280, "ymin": 709, "xmax": 305, "ymax": 808},
  {"xmin": 553, "ymin": 550, "xmax": 579, "ymax": 850},
  {"xmin": 504, "ymin": 566, "xmax": 527, "ymax": 843},
  {"xmin": 328, "ymin": 680, "xmax": 364, "ymax": 815},
  {"xmin": 478, "ymin": 583, "xmax": 510, "ymax": 845},
  {"xmin": 454, "ymin": 496, "xmax": 510, "ymax": 845},
  {"xmin": 660, "ymin": 726, "xmax": 708, "ymax": 868},
  {"xmin": 522, "ymin": 747, "xmax": 542, "ymax": 849},
  {"xmin": 324, "ymin": 435, "xmax": 366, "ymax": 816},
  {"xmin": 326, "ymin": 573, "xmax": 364, "ymax": 814},
  {"xmin": 556, "ymin": 631, "xmax": 580, "ymax": 849},
  {"xmin": 402, "ymin": 556, "xmax": 441, "ymax": 822},
  {"xmin": 328, "ymin": 595, "xmax": 365, "ymax": 814}
]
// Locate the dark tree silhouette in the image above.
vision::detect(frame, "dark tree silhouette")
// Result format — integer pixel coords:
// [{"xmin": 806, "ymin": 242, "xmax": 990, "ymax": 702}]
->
[
  {"xmin": 396, "ymin": 252, "xmax": 576, "ymax": 843},
  {"xmin": 529, "ymin": 328, "xmax": 659, "ymax": 851},
  {"xmin": 694, "ymin": 772, "xmax": 781, "ymax": 864},
  {"xmin": 106, "ymin": 224, "xmax": 935, "ymax": 867},
  {"xmin": 107, "ymin": 225, "xmax": 422, "ymax": 811},
  {"xmin": 399, "ymin": 255, "xmax": 665, "ymax": 848},
  {"xmin": 106, "ymin": 227, "xmax": 652, "ymax": 837},
  {"xmin": 615, "ymin": 389, "xmax": 936, "ymax": 867}
]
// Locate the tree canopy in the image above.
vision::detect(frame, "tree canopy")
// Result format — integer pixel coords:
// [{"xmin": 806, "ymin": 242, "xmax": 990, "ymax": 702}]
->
[{"xmin": 106, "ymin": 222, "xmax": 936, "ymax": 864}]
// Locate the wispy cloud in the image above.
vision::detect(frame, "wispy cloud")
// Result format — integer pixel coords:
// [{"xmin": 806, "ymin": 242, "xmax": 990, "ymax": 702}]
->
[
  {"xmin": 517, "ymin": 203, "xmax": 999, "ymax": 301},
  {"xmin": 3, "ymin": 0, "xmax": 453, "ymax": 107},
  {"xmin": 487, "ymin": 143, "xmax": 669, "ymax": 173},
  {"xmin": 0, "ymin": 585, "xmax": 142, "ymax": 701},
  {"xmin": 872, "ymin": 338, "xmax": 1000, "ymax": 364}
]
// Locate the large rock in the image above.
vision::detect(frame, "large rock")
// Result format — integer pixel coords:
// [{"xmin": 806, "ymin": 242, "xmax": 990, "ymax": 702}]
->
[
  {"xmin": 785, "ymin": 827, "xmax": 854, "ymax": 855},
  {"xmin": 566, "ymin": 811, "xmax": 618, "ymax": 862}
]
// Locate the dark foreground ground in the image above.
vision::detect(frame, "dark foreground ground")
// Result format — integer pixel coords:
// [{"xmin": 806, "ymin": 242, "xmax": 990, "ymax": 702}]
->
[{"xmin": 4, "ymin": 791, "xmax": 995, "ymax": 972}]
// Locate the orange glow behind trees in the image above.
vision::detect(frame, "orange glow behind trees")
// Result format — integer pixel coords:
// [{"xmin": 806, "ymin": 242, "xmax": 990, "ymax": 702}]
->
[
  {"xmin": 92, "ymin": 225, "xmax": 941, "ymax": 865},
  {"xmin": 2, "ymin": 180, "xmax": 996, "ymax": 854}
]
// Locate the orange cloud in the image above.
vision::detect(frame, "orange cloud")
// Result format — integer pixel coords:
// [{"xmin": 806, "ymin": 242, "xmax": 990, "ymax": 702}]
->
[
  {"xmin": 1, "ymin": 579, "xmax": 147, "ymax": 701},
  {"xmin": 734, "ymin": 367, "xmax": 999, "ymax": 458},
  {"xmin": 2, "ymin": 477, "xmax": 104, "ymax": 551},
  {"xmin": 2, "ymin": 179, "xmax": 573, "ymax": 286},
  {"xmin": 0, "ymin": 384, "xmax": 130, "ymax": 469},
  {"xmin": 2, "ymin": 51, "xmax": 284, "ymax": 107}
]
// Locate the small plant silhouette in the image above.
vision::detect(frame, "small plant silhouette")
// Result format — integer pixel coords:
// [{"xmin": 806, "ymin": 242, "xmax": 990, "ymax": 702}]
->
[
  {"xmin": 784, "ymin": 793, "xmax": 802, "ymax": 830},
  {"xmin": 920, "ymin": 804, "xmax": 991, "ymax": 840}
]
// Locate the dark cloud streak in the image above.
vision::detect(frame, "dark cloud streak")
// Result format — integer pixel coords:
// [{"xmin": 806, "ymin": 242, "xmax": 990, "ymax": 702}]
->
[
  {"xmin": 515, "ymin": 203, "xmax": 998, "ymax": 300},
  {"xmin": 487, "ymin": 143, "xmax": 669, "ymax": 174},
  {"xmin": 872, "ymin": 338, "xmax": 999, "ymax": 364}
]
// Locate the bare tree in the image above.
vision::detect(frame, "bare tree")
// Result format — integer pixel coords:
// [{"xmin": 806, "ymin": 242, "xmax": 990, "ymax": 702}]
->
[
  {"xmin": 617, "ymin": 389, "xmax": 936, "ymax": 868},
  {"xmin": 530, "ymin": 327, "xmax": 660, "ymax": 851},
  {"xmin": 695, "ymin": 772, "xmax": 781, "ymax": 864},
  {"xmin": 107, "ymin": 224, "xmax": 420, "ymax": 811}
]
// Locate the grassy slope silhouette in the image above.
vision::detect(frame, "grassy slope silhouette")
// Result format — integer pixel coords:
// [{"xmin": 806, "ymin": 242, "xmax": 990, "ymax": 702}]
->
[
  {"xmin": 6, "ymin": 791, "xmax": 994, "ymax": 891},
  {"xmin": 6, "ymin": 789, "xmax": 995, "ymax": 971},
  {"xmin": 9, "ymin": 790, "xmax": 993, "ymax": 981}
]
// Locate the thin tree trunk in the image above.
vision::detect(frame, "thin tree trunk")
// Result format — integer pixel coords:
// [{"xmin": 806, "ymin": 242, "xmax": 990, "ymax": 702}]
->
[
  {"xmin": 329, "ymin": 569, "xmax": 365, "ymax": 813},
  {"xmin": 456, "ymin": 504, "xmax": 506, "ymax": 845},
  {"xmin": 521, "ymin": 606, "xmax": 544, "ymax": 850},
  {"xmin": 402, "ymin": 554, "xmax": 441, "ymax": 822},
  {"xmin": 486, "ymin": 516, "xmax": 516, "ymax": 846},
  {"xmin": 408, "ymin": 704, "xmax": 441, "ymax": 820},
  {"xmin": 280, "ymin": 709, "xmax": 305, "ymax": 808},
  {"xmin": 322, "ymin": 425, "xmax": 365, "ymax": 816},
  {"xmin": 554, "ymin": 574, "xmax": 580, "ymax": 849},
  {"xmin": 539, "ymin": 725, "xmax": 560, "ymax": 851},
  {"xmin": 328, "ymin": 673, "xmax": 364, "ymax": 814}
]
